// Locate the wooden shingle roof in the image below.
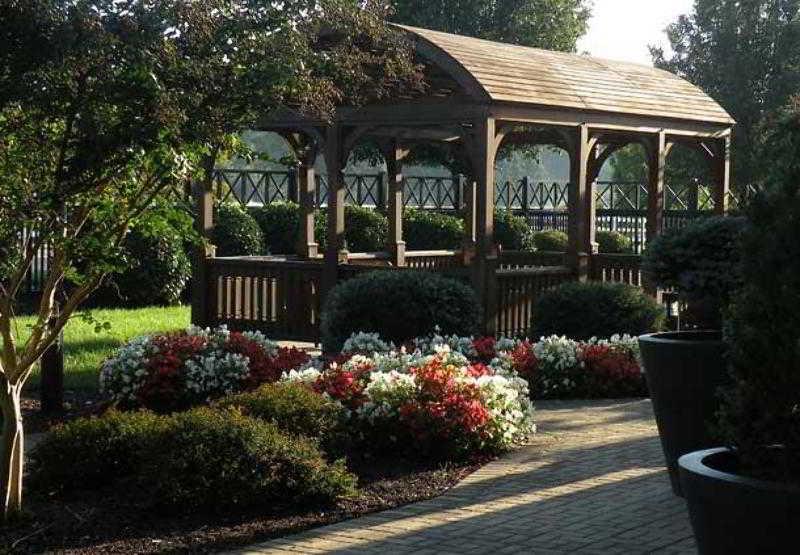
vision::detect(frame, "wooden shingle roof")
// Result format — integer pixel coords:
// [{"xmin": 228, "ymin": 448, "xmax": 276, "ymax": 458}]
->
[{"xmin": 399, "ymin": 25, "xmax": 734, "ymax": 126}]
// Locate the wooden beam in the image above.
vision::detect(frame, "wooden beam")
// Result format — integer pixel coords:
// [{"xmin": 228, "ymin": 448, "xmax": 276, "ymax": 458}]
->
[
  {"xmin": 383, "ymin": 140, "xmax": 410, "ymax": 267},
  {"xmin": 282, "ymin": 132, "xmax": 320, "ymax": 259},
  {"xmin": 566, "ymin": 123, "xmax": 594, "ymax": 280},
  {"xmin": 490, "ymin": 104, "xmax": 733, "ymax": 139},
  {"xmin": 467, "ymin": 117, "xmax": 499, "ymax": 336},
  {"xmin": 712, "ymin": 136, "xmax": 732, "ymax": 215},
  {"xmin": 322, "ymin": 124, "xmax": 347, "ymax": 298},
  {"xmin": 646, "ymin": 131, "xmax": 670, "ymax": 243}
]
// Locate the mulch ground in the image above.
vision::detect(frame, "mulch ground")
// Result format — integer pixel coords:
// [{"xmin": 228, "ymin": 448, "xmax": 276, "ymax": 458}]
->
[{"xmin": 2, "ymin": 443, "xmax": 483, "ymax": 554}]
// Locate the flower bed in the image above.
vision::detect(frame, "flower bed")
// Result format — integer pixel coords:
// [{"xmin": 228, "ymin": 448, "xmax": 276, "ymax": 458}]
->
[
  {"xmin": 283, "ymin": 345, "xmax": 535, "ymax": 459},
  {"xmin": 99, "ymin": 326, "xmax": 309, "ymax": 411},
  {"xmin": 335, "ymin": 331, "xmax": 644, "ymax": 400}
]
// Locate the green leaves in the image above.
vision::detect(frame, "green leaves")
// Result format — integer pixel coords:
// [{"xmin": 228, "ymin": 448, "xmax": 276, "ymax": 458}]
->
[
  {"xmin": 390, "ymin": 0, "xmax": 591, "ymax": 51},
  {"xmin": 653, "ymin": 0, "xmax": 800, "ymax": 188}
]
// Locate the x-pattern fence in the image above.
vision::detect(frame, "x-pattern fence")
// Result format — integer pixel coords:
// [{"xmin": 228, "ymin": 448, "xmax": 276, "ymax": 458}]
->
[
  {"xmin": 16, "ymin": 169, "xmax": 756, "ymax": 295},
  {"xmin": 212, "ymin": 169, "xmax": 755, "ymax": 253}
]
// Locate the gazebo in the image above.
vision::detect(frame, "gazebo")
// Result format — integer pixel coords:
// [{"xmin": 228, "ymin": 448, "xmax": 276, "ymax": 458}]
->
[{"xmin": 191, "ymin": 25, "xmax": 734, "ymax": 341}]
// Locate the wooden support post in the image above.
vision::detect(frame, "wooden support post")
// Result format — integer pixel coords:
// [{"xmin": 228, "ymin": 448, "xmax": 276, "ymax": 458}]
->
[
  {"xmin": 323, "ymin": 125, "xmax": 347, "ymax": 298},
  {"xmin": 461, "ymin": 177, "xmax": 477, "ymax": 261},
  {"xmin": 567, "ymin": 123, "xmax": 594, "ymax": 280},
  {"xmin": 191, "ymin": 179, "xmax": 214, "ymax": 327},
  {"xmin": 521, "ymin": 176, "xmax": 530, "ymax": 219},
  {"xmin": 471, "ymin": 117, "xmax": 499, "ymax": 336},
  {"xmin": 296, "ymin": 159, "xmax": 318, "ymax": 259},
  {"xmin": 384, "ymin": 141, "xmax": 408, "ymax": 267},
  {"xmin": 712, "ymin": 136, "xmax": 731, "ymax": 215},
  {"xmin": 646, "ymin": 131, "xmax": 668, "ymax": 243},
  {"xmin": 287, "ymin": 167, "xmax": 300, "ymax": 203},
  {"xmin": 376, "ymin": 171, "xmax": 387, "ymax": 211}
]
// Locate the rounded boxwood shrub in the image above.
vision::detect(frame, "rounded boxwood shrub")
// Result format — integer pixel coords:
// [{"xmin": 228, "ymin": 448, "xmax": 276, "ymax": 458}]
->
[
  {"xmin": 596, "ymin": 230, "xmax": 633, "ymax": 254},
  {"xmin": 321, "ymin": 270, "xmax": 480, "ymax": 352},
  {"xmin": 531, "ymin": 230, "xmax": 568, "ymax": 252},
  {"xmin": 403, "ymin": 209, "xmax": 464, "ymax": 250},
  {"xmin": 142, "ymin": 407, "xmax": 356, "ymax": 512},
  {"xmin": 249, "ymin": 201, "xmax": 300, "ymax": 255},
  {"xmin": 217, "ymin": 382, "xmax": 347, "ymax": 454},
  {"xmin": 316, "ymin": 205, "xmax": 388, "ymax": 253},
  {"xmin": 95, "ymin": 226, "xmax": 191, "ymax": 307},
  {"xmin": 494, "ymin": 210, "xmax": 533, "ymax": 251},
  {"xmin": 30, "ymin": 410, "xmax": 167, "ymax": 493},
  {"xmin": 530, "ymin": 281, "xmax": 664, "ymax": 340},
  {"xmin": 641, "ymin": 215, "xmax": 745, "ymax": 327},
  {"xmin": 213, "ymin": 203, "xmax": 264, "ymax": 256}
]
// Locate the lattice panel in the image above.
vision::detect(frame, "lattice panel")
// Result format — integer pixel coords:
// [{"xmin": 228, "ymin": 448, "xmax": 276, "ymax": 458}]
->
[
  {"xmin": 404, "ymin": 176, "xmax": 460, "ymax": 210},
  {"xmin": 596, "ymin": 182, "xmax": 648, "ymax": 210}
]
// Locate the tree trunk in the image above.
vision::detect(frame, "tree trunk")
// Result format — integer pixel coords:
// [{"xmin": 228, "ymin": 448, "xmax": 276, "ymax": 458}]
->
[{"xmin": 1, "ymin": 385, "xmax": 23, "ymax": 521}]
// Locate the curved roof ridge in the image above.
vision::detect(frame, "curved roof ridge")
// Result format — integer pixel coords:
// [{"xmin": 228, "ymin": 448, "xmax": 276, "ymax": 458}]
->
[{"xmin": 396, "ymin": 24, "xmax": 734, "ymax": 125}]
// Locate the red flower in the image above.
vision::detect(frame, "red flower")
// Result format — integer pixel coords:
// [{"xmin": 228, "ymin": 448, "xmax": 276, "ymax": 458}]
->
[
  {"xmin": 226, "ymin": 333, "xmax": 310, "ymax": 388},
  {"xmin": 510, "ymin": 341, "xmax": 538, "ymax": 380},
  {"xmin": 467, "ymin": 363, "xmax": 493, "ymax": 378},
  {"xmin": 579, "ymin": 344, "xmax": 644, "ymax": 397},
  {"xmin": 137, "ymin": 333, "xmax": 207, "ymax": 410},
  {"xmin": 473, "ymin": 337, "xmax": 497, "ymax": 362},
  {"xmin": 314, "ymin": 366, "xmax": 365, "ymax": 407}
]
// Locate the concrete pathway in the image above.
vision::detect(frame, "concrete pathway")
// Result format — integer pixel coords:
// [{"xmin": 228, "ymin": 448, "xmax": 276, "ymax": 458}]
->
[{"xmin": 232, "ymin": 399, "xmax": 696, "ymax": 555}]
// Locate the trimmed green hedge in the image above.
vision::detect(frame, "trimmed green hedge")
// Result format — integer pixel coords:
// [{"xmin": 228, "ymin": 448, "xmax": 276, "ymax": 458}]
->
[
  {"xmin": 31, "ymin": 406, "xmax": 356, "ymax": 512},
  {"xmin": 30, "ymin": 410, "xmax": 167, "ymax": 492},
  {"xmin": 531, "ymin": 230, "xmax": 568, "ymax": 252},
  {"xmin": 96, "ymin": 226, "xmax": 191, "ymax": 307},
  {"xmin": 316, "ymin": 206, "xmax": 388, "ymax": 253},
  {"xmin": 249, "ymin": 202, "xmax": 300, "ymax": 255},
  {"xmin": 403, "ymin": 209, "xmax": 464, "ymax": 250},
  {"xmin": 213, "ymin": 203, "xmax": 264, "ymax": 256},
  {"xmin": 494, "ymin": 210, "xmax": 534, "ymax": 251},
  {"xmin": 530, "ymin": 281, "xmax": 664, "ymax": 340},
  {"xmin": 596, "ymin": 230, "xmax": 633, "ymax": 254},
  {"xmin": 144, "ymin": 407, "xmax": 355, "ymax": 512},
  {"xmin": 217, "ymin": 382, "xmax": 347, "ymax": 455},
  {"xmin": 321, "ymin": 270, "xmax": 480, "ymax": 352}
]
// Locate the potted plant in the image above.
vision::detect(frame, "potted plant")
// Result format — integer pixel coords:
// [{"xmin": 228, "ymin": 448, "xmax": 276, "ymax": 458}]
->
[
  {"xmin": 679, "ymin": 102, "xmax": 800, "ymax": 551},
  {"xmin": 639, "ymin": 215, "xmax": 744, "ymax": 495}
]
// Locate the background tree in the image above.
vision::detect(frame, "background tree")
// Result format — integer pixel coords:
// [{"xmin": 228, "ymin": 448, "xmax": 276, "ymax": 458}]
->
[
  {"xmin": 651, "ymin": 0, "xmax": 800, "ymax": 189},
  {"xmin": 390, "ymin": 0, "xmax": 591, "ymax": 51},
  {"xmin": 0, "ymin": 0, "xmax": 418, "ymax": 520}
]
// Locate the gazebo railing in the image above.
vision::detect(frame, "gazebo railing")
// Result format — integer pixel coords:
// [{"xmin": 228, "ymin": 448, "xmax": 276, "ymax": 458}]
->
[
  {"xmin": 206, "ymin": 257, "xmax": 324, "ymax": 342},
  {"xmin": 495, "ymin": 266, "xmax": 576, "ymax": 337},
  {"xmin": 590, "ymin": 253, "xmax": 644, "ymax": 287}
]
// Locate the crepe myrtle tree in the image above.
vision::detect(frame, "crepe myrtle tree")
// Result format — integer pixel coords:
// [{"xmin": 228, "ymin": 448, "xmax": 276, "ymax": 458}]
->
[{"xmin": 0, "ymin": 0, "xmax": 420, "ymax": 520}]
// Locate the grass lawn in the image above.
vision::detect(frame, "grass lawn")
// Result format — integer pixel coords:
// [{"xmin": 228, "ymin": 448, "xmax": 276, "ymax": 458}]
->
[{"xmin": 17, "ymin": 305, "xmax": 190, "ymax": 392}]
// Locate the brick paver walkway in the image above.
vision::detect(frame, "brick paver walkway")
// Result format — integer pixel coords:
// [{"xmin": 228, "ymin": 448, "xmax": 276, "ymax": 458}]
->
[{"xmin": 233, "ymin": 399, "xmax": 696, "ymax": 554}]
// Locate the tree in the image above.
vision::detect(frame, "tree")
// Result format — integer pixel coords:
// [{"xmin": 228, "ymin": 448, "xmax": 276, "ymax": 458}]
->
[
  {"xmin": 390, "ymin": 0, "xmax": 591, "ymax": 51},
  {"xmin": 0, "ymin": 0, "xmax": 418, "ymax": 520},
  {"xmin": 651, "ymin": 0, "xmax": 800, "ymax": 188}
]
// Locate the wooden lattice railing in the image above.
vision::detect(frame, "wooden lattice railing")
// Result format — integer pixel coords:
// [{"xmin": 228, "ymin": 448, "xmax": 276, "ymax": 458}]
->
[
  {"xmin": 495, "ymin": 266, "xmax": 577, "ymax": 338},
  {"xmin": 499, "ymin": 250, "xmax": 565, "ymax": 269},
  {"xmin": 207, "ymin": 257, "xmax": 324, "ymax": 342},
  {"xmin": 590, "ymin": 254, "xmax": 643, "ymax": 287}
]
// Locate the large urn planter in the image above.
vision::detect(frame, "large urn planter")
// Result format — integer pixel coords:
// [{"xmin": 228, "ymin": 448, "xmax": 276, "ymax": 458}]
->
[
  {"xmin": 638, "ymin": 331, "xmax": 731, "ymax": 495},
  {"xmin": 679, "ymin": 448, "xmax": 800, "ymax": 554}
]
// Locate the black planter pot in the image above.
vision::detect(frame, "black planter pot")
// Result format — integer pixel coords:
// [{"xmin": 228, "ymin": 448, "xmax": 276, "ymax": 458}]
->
[
  {"xmin": 638, "ymin": 331, "xmax": 731, "ymax": 496},
  {"xmin": 679, "ymin": 448, "xmax": 800, "ymax": 554}
]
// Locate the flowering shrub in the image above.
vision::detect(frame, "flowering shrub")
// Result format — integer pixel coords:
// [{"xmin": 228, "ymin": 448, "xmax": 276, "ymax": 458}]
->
[
  {"xmin": 284, "ymin": 346, "xmax": 535, "ymax": 459},
  {"xmin": 100, "ymin": 326, "xmax": 309, "ymax": 411}
]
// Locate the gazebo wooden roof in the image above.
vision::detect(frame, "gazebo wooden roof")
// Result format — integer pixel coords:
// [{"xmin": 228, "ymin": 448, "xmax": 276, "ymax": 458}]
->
[
  {"xmin": 193, "ymin": 24, "xmax": 736, "ymax": 339},
  {"xmin": 400, "ymin": 25, "xmax": 733, "ymax": 125}
]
